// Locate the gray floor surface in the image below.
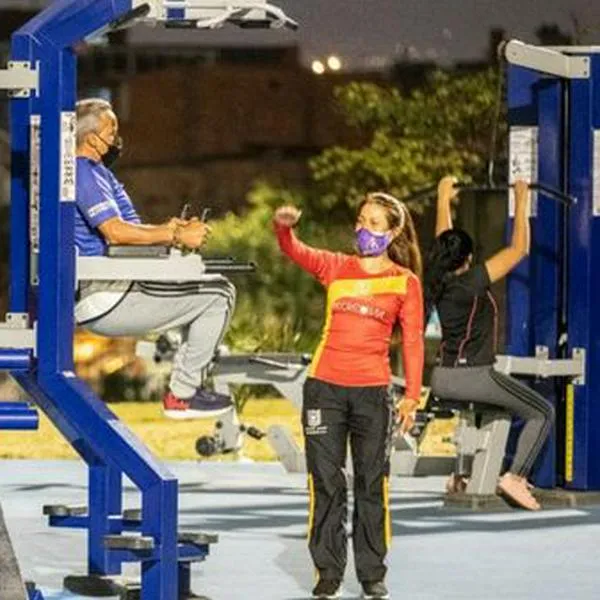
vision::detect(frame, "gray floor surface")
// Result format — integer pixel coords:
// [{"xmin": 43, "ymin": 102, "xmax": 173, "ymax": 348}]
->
[{"xmin": 1, "ymin": 459, "xmax": 599, "ymax": 600}]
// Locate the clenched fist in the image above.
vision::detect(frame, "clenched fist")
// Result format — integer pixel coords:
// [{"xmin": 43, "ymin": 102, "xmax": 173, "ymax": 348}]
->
[{"xmin": 274, "ymin": 205, "xmax": 302, "ymax": 228}]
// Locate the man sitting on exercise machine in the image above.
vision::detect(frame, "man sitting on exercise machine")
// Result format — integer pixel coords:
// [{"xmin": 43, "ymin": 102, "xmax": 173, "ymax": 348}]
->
[{"xmin": 74, "ymin": 98, "xmax": 235, "ymax": 419}]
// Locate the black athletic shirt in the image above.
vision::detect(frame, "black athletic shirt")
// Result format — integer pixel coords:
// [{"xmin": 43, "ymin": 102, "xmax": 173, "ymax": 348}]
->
[{"xmin": 436, "ymin": 264, "xmax": 498, "ymax": 367}]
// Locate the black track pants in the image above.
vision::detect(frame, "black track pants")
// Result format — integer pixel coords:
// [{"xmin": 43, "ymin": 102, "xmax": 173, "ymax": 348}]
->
[{"xmin": 303, "ymin": 377, "xmax": 394, "ymax": 583}]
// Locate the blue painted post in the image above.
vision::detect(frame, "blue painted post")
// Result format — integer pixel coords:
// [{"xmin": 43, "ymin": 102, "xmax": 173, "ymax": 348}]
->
[
  {"xmin": 529, "ymin": 79, "xmax": 563, "ymax": 488},
  {"xmin": 506, "ymin": 67, "xmax": 563, "ymax": 488},
  {"xmin": 564, "ymin": 55, "xmax": 599, "ymax": 490},
  {"xmin": 89, "ymin": 464, "xmax": 122, "ymax": 575},
  {"xmin": 142, "ymin": 480, "xmax": 179, "ymax": 599}
]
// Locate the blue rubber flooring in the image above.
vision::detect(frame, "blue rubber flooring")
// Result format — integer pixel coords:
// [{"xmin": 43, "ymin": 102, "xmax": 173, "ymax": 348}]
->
[{"xmin": 1, "ymin": 460, "xmax": 599, "ymax": 600}]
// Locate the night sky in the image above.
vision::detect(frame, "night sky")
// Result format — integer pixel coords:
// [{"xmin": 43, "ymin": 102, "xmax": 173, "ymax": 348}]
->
[{"xmin": 130, "ymin": 0, "xmax": 600, "ymax": 69}]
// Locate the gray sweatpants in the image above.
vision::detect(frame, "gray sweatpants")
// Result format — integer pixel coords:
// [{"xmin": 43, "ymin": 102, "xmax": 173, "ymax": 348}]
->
[
  {"xmin": 76, "ymin": 279, "xmax": 236, "ymax": 399},
  {"xmin": 431, "ymin": 365, "xmax": 555, "ymax": 477}
]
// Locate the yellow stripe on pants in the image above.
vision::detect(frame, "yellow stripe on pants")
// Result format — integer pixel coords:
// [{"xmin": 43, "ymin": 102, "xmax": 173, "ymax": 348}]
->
[
  {"xmin": 383, "ymin": 476, "xmax": 392, "ymax": 550},
  {"xmin": 308, "ymin": 473, "xmax": 316, "ymax": 541}
]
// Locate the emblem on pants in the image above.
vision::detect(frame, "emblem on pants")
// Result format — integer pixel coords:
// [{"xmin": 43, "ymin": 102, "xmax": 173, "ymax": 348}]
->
[
  {"xmin": 305, "ymin": 409, "xmax": 327, "ymax": 435},
  {"xmin": 307, "ymin": 409, "xmax": 321, "ymax": 427}
]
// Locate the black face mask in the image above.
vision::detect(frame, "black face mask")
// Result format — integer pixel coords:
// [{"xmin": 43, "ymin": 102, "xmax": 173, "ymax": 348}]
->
[{"xmin": 95, "ymin": 133, "xmax": 123, "ymax": 168}]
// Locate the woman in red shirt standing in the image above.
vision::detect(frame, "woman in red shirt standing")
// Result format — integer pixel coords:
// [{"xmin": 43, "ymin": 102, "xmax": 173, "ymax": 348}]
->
[{"xmin": 274, "ymin": 193, "xmax": 424, "ymax": 600}]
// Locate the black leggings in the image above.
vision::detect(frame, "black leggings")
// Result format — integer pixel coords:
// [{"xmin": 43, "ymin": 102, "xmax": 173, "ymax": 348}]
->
[{"xmin": 431, "ymin": 366, "xmax": 555, "ymax": 476}]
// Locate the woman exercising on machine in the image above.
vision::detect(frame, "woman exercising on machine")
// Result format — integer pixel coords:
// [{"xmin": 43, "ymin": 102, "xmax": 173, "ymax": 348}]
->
[
  {"xmin": 274, "ymin": 194, "xmax": 424, "ymax": 600},
  {"xmin": 425, "ymin": 176, "xmax": 555, "ymax": 510}
]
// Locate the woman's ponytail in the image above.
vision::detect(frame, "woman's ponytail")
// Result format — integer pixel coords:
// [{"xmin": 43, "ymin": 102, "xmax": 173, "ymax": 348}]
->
[{"xmin": 423, "ymin": 229, "xmax": 473, "ymax": 322}]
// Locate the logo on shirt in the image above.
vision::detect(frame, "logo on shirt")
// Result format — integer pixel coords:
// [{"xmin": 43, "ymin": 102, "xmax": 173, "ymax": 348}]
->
[
  {"xmin": 333, "ymin": 300, "xmax": 389, "ymax": 322},
  {"xmin": 88, "ymin": 200, "xmax": 114, "ymax": 219}
]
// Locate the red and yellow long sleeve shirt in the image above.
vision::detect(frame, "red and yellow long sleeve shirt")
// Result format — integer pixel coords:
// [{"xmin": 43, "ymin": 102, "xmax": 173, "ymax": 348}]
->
[{"xmin": 276, "ymin": 224, "xmax": 424, "ymax": 399}]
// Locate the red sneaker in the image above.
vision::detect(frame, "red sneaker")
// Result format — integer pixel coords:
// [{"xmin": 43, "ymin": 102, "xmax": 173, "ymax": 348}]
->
[{"xmin": 162, "ymin": 389, "xmax": 233, "ymax": 420}]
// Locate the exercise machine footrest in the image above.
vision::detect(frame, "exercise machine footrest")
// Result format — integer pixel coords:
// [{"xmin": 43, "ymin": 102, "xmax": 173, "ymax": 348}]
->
[
  {"xmin": 64, "ymin": 574, "xmax": 211, "ymax": 599},
  {"xmin": 104, "ymin": 534, "xmax": 155, "ymax": 550},
  {"xmin": 42, "ymin": 504, "xmax": 87, "ymax": 517}
]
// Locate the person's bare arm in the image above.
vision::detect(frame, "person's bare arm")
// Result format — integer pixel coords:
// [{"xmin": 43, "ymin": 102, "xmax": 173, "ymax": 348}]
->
[
  {"xmin": 435, "ymin": 176, "xmax": 459, "ymax": 237},
  {"xmin": 98, "ymin": 218, "xmax": 176, "ymax": 245},
  {"xmin": 99, "ymin": 217, "xmax": 210, "ymax": 248},
  {"xmin": 485, "ymin": 180, "xmax": 530, "ymax": 283}
]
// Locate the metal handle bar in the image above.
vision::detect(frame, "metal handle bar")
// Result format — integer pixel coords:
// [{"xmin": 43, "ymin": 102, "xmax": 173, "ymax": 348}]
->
[
  {"xmin": 249, "ymin": 356, "xmax": 301, "ymax": 370},
  {"xmin": 204, "ymin": 262, "xmax": 256, "ymax": 274},
  {"xmin": 402, "ymin": 181, "xmax": 576, "ymax": 206}
]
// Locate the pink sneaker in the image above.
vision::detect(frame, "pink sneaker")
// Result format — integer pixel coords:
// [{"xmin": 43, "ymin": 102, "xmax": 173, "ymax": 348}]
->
[{"xmin": 497, "ymin": 473, "xmax": 541, "ymax": 510}]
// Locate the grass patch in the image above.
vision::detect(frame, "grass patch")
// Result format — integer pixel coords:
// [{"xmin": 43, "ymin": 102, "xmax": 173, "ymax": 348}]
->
[
  {"xmin": 0, "ymin": 399, "xmax": 455, "ymax": 461},
  {"xmin": 0, "ymin": 399, "xmax": 303, "ymax": 461}
]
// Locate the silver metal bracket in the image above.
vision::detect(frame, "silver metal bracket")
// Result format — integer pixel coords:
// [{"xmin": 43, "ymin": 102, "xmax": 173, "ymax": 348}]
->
[
  {"xmin": 76, "ymin": 251, "xmax": 209, "ymax": 282},
  {"xmin": 495, "ymin": 345, "xmax": 586, "ymax": 385},
  {"xmin": 502, "ymin": 39, "xmax": 590, "ymax": 79},
  {"xmin": 0, "ymin": 61, "xmax": 39, "ymax": 98},
  {"xmin": 0, "ymin": 313, "xmax": 36, "ymax": 352},
  {"xmin": 134, "ymin": 0, "xmax": 298, "ymax": 29}
]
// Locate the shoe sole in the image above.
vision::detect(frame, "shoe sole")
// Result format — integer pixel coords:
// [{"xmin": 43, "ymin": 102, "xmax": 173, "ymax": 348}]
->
[
  {"xmin": 163, "ymin": 406, "xmax": 234, "ymax": 420},
  {"xmin": 362, "ymin": 594, "xmax": 390, "ymax": 599},
  {"xmin": 311, "ymin": 587, "xmax": 342, "ymax": 599}
]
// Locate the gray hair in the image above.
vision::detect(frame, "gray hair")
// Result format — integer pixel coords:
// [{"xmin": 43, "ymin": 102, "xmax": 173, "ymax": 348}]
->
[{"xmin": 76, "ymin": 98, "xmax": 113, "ymax": 147}]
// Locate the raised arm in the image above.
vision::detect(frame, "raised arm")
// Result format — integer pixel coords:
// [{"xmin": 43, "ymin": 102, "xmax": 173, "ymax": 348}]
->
[
  {"xmin": 484, "ymin": 180, "xmax": 530, "ymax": 283},
  {"xmin": 435, "ymin": 176, "xmax": 459, "ymax": 237},
  {"xmin": 274, "ymin": 206, "xmax": 340, "ymax": 284}
]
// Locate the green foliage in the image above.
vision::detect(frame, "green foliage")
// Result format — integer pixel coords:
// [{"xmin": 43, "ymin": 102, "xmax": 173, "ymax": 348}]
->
[
  {"xmin": 209, "ymin": 183, "xmax": 353, "ymax": 352},
  {"xmin": 310, "ymin": 69, "xmax": 505, "ymax": 213}
]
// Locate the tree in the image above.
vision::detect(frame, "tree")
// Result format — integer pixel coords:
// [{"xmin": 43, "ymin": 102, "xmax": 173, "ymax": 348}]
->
[
  {"xmin": 309, "ymin": 68, "xmax": 505, "ymax": 216},
  {"xmin": 210, "ymin": 68, "xmax": 505, "ymax": 351}
]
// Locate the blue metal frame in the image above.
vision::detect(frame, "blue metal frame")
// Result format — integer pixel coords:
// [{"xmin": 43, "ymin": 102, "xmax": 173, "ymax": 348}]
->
[
  {"xmin": 2, "ymin": 2, "xmax": 209, "ymax": 597},
  {"xmin": 506, "ymin": 67, "xmax": 563, "ymax": 488},
  {"xmin": 1, "ymin": 1, "xmax": 297, "ymax": 595},
  {"xmin": 565, "ymin": 55, "xmax": 599, "ymax": 490},
  {"xmin": 506, "ymin": 53, "xmax": 600, "ymax": 491}
]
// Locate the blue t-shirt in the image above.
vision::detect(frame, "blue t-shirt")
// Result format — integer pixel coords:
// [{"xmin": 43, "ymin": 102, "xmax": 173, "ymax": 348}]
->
[{"xmin": 75, "ymin": 157, "xmax": 141, "ymax": 256}]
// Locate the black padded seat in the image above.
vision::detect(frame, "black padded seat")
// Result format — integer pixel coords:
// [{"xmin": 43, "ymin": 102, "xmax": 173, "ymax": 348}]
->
[{"xmin": 431, "ymin": 396, "xmax": 507, "ymax": 414}]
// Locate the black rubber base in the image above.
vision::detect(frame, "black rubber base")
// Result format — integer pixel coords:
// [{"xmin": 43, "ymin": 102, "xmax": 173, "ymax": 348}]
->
[
  {"xmin": 64, "ymin": 575, "xmax": 138, "ymax": 598},
  {"xmin": 64, "ymin": 575, "xmax": 211, "ymax": 600},
  {"xmin": 444, "ymin": 487, "xmax": 600, "ymax": 511},
  {"xmin": 443, "ymin": 492, "xmax": 510, "ymax": 511},
  {"xmin": 533, "ymin": 488, "xmax": 600, "ymax": 508}
]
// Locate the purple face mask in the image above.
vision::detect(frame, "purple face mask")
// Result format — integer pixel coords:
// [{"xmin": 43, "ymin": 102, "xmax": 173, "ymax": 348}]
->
[{"xmin": 356, "ymin": 228, "xmax": 392, "ymax": 257}]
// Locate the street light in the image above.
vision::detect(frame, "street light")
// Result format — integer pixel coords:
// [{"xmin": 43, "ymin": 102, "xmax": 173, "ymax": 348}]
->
[
  {"xmin": 311, "ymin": 59, "xmax": 325, "ymax": 75},
  {"xmin": 327, "ymin": 55, "xmax": 342, "ymax": 71}
]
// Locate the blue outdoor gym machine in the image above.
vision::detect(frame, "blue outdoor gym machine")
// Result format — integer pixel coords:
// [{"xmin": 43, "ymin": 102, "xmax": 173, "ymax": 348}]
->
[
  {"xmin": 502, "ymin": 41, "xmax": 600, "ymax": 494},
  {"xmin": 0, "ymin": 1, "xmax": 297, "ymax": 598}
]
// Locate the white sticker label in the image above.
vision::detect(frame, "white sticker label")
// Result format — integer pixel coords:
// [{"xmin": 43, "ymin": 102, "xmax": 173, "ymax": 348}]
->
[
  {"xmin": 509, "ymin": 126, "xmax": 538, "ymax": 217},
  {"xmin": 60, "ymin": 111, "xmax": 76, "ymax": 203},
  {"xmin": 594, "ymin": 130, "xmax": 600, "ymax": 217},
  {"xmin": 29, "ymin": 115, "xmax": 41, "ymax": 252}
]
